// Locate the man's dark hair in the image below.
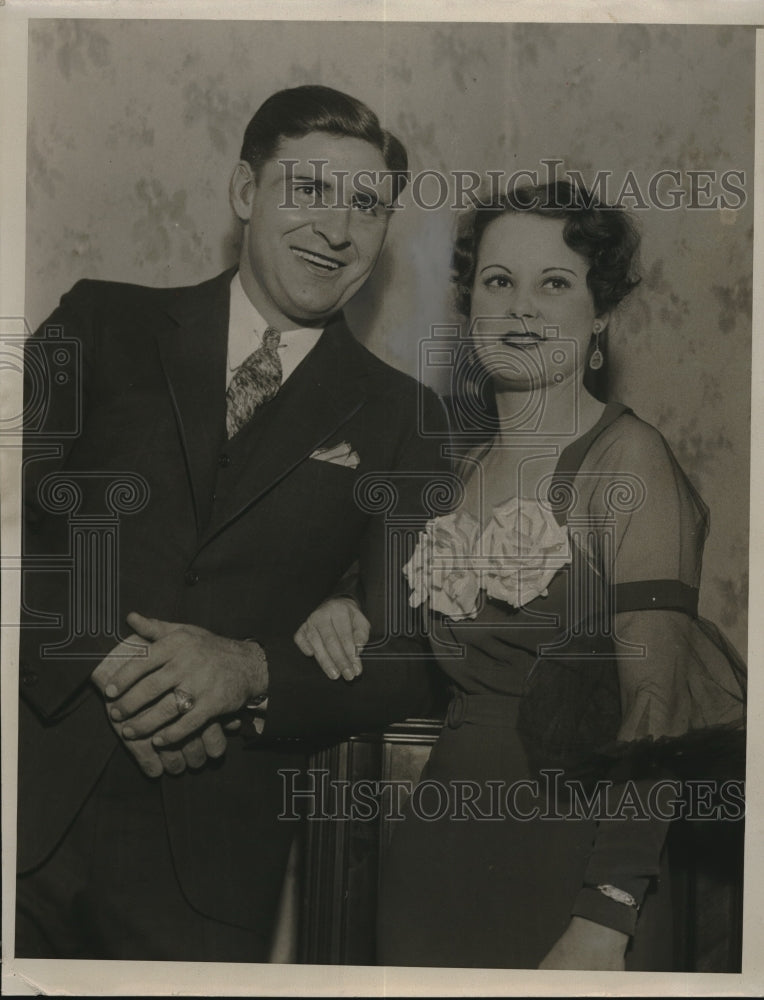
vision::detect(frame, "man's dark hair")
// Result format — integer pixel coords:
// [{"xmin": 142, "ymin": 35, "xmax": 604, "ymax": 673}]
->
[{"xmin": 240, "ymin": 84, "xmax": 409, "ymax": 198}]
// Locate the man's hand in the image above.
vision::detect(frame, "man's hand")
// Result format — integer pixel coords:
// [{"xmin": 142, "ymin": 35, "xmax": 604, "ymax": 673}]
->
[
  {"xmin": 98, "ymin": 612, "xmax": 267, "ymax": 748},
  {"xmin": 538, "ymin": 916, "xmax": 628, "ymax": 970},
  {"xmin": 104, "ymin": 709, "xmax": 229, "ymax": 777},
  {"xmin": 92, "ymin": 633, "xmax": 230, "ymax": 776},
  {"xmin": 294, "ymin": 597, "xmax": 370, "ymax": 681}
]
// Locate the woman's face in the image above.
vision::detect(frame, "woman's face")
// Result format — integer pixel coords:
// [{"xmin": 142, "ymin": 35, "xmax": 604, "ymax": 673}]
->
[{"xmin": 469, "ymin": 212, "xmax": 608, "ymax": 389}]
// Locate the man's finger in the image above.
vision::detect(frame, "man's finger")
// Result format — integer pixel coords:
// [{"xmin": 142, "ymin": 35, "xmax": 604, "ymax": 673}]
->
[
  {"xmin": 117, "ymin": 690, "xmax": 180, "ymax": 739},
  {"xmin": 201, "ymin": 723, "xmax": 228, "ymax": 759},
  {"xmin": 92, "ymin": 634, "xmax": 151, "ymax": 693},
  {"xmin": 109, "ymin": 662, "xmax": 179, "ymax": 721},
  {"xmin": 151, "ymin": 706, "xmax": 206, "ymax": 748},
  {"xmin": 122, "ymin": 738, "xmax": 164, "ymax": 779},
  {"xmin": 181, "ymin": 737, "xmax": 208, "ymax": 770},
  {"xmin": 103, "ymin": 637, "xmax": 179, "ymax": 701},
  {"xmin": 126, "ymin": 611, "xmax": 183, "ymax": 643},
  {"xmin": 156, "ymin": 747, "xmax": 187, "ymax": 775},
  {"xmin": 103, "ymin": 695, "xmax": 164, "ymax": 778}
]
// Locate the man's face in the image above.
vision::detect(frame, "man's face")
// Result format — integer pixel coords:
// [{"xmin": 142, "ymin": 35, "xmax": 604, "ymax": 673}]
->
[{"xmin": 231, "ymin": 132, "xmax": 393, "ymax": 329}]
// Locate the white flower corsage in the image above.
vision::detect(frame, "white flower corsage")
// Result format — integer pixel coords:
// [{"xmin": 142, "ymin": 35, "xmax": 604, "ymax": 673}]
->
[
  {"xmin": 403, "ymin": 510, "xmax": 482, "ymax": 621},
  {"xmin": 403, "ymin": 498, "xmax": 571, "ymax": 621}
]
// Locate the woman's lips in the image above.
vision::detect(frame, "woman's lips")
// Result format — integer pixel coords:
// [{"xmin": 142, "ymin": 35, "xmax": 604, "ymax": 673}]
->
[{"xmin": 500, "ymin": 332, "xmax": 543, "ymax": 347}]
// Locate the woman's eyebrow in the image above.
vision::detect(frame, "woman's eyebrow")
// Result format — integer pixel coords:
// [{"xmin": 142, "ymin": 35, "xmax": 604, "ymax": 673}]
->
[{"xmin": 478, "ymin": 264, "xmax": 512, "ymax": 275}]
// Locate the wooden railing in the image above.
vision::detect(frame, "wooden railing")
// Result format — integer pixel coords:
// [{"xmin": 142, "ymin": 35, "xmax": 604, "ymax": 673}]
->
[
  {"xmin": 297, "ymin": 720, "xmax": 744, "ymax": 971},
  {"xmin": 299, "ymin": 718, "xmax": 441, "ymax": 966}
]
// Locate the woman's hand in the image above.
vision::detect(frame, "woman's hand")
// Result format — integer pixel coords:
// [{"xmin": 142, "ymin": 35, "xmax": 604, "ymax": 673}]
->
[
  {"xmin": 538, "ymin": 917, "xmax": 628, "ymax": 970},
  {"xmin": 293, "ymin": 597, "xmax": 370, "ymax": 681}
]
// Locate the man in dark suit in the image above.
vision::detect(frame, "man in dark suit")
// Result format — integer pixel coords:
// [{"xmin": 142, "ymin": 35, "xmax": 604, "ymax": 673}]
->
[{"xmin": 16, "ymin": 85, "xmax": 449, "ymax": 961}]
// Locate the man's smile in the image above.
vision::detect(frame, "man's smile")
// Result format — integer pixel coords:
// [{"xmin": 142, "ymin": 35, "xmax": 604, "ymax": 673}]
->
[
  {"xmin": 237, "ymin": 132, "xmax": 390, "ymax": 323},
  {"xmin": 290, "ymin": 246, "xmax": 346, "ymax": 273}
]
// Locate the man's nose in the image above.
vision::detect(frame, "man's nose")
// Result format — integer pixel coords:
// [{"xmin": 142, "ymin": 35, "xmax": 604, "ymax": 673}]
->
[{"xmin": 312, "ymin": 205, "xmax": 352, "ymax": 249}]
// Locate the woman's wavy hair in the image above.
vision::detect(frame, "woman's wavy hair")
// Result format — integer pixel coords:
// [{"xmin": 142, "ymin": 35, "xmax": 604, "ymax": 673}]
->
[
  {"xmin": 443, "ymin": 179, "xmax": 641, "ymax": 429},
  {"xmin": 452, "ymin": 178, "xmax": 641, "ymax": 319}
]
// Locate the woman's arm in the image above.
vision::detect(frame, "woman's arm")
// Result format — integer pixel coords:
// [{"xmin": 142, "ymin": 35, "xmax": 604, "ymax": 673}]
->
[{"xmin": 539, "ymin": 917, "xmax": 628, "ymax": 971}]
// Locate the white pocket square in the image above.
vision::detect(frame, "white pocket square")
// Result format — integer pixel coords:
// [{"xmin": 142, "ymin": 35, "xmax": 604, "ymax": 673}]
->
[{"xmin": 310, "ymin": 441, "xmax": 360, "ymax": 469}]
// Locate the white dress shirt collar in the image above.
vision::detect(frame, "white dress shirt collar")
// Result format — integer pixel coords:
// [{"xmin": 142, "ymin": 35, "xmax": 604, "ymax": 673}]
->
[{"xmin": 226, "ymin": 272, "xmax": 323, "ymax": 388}]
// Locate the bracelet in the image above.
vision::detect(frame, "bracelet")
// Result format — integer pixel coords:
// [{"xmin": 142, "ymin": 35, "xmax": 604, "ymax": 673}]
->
[{"xmin": 595, "ymin": 884, "xmax": 639, "ymax": 909}]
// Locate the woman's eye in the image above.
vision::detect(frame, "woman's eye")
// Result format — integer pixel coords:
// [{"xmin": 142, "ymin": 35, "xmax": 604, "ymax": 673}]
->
[
  {"xmin": 542, "ymin": 276, "xmax": 571, "ymax": 291},
  {"xmin": 484, "ymin": 274, "xmax": 511, "ymax": 289}
]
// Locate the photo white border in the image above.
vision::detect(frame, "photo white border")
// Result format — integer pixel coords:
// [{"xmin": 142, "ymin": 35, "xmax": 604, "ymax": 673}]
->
[{"xmin": 1, "ymin": 1, "xmax": 763, "ymax": 995}]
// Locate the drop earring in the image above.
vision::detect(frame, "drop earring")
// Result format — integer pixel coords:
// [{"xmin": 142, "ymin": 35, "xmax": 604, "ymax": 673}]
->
[{"xmin": 589, "ymin": 322, "xmax": 604, "ymax": 371}]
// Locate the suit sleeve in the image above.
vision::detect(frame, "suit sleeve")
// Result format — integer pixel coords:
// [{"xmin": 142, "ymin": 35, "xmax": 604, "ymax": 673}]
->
[
  {"xmin": 258, "ymin": 386, "xmax": 452, "ymax": 740},
  {"xmin": 20, "ymin": 281, "xmax": 100, "ymax": 719}
]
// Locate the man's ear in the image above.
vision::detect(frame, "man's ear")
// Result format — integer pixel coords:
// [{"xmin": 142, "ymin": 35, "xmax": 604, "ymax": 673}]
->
[{"xmin": 230, "ymin": 161, "xmax": 256, "ymax": 222}]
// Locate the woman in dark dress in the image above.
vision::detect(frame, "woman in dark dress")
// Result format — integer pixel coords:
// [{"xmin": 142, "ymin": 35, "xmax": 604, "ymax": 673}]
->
[{"xmin": 296, "ymin": 180, "xmax": 746, "ymax": 970}]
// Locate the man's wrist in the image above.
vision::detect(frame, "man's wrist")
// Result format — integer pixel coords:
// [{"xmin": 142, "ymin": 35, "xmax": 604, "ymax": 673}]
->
[{"xmin": 241, "ymin": 639, "xmax": 269, "ymax": 705}]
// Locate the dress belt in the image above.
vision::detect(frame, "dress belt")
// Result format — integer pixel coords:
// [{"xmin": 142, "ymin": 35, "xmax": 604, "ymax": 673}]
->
[{"xmin": 446, "ymin": 690, "xmax": 522, "ymax": 730}]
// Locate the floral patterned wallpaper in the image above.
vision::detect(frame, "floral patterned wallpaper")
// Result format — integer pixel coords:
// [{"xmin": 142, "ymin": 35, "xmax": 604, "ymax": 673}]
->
[{"xmin": 26, "ymin": 20, "xmax": 754, "ymax": 654}]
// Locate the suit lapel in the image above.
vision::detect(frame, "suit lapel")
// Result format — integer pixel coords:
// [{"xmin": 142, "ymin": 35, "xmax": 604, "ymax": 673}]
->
[
  {"xmin": 155, "ymin": 270, "xmax": 233, "ymax": 532},
  {"xmin": 200, "ymin": 315, "xmax": 371, "ymax": 547}
]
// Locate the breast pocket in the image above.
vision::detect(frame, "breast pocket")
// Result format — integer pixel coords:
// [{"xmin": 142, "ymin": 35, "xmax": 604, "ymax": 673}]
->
[{"xmin": 301, "ymin": 455, "xmax": 364, "ymax": 514}]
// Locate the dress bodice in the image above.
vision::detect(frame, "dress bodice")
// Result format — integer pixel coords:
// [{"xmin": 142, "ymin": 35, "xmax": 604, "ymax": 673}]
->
[
  {"xmin": 428, "ymin": 402, "xmax": 638, "ymax": 695},
  {"xmin": 408, "ymin": 401, "xmax": 745, "ymax": 769}
]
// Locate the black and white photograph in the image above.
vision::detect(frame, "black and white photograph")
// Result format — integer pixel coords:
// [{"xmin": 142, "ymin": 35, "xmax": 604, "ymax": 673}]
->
[{"xmin": 1, "ymin": 2, "xmax": 762, "ymax": 995}]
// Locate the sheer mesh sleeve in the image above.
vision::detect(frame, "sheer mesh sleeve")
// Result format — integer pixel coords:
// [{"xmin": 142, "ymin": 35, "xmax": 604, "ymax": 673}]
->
[
  {"xmin": 576, "ymin": 412, "xmax": 746, "ymax": 746},
  {"xmin": 568, "ymin": 413, "xmax": 746, "ymax": 936}
]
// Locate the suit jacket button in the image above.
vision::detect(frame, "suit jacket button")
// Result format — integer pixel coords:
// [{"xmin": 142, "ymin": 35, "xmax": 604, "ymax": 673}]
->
[
  {"xmin": 21, "ymin": 669, "xmax": 38, "ymax": 687},
  {"xmin": 218, "ymin": 454, "xmax": 231, "ymax": 468},
  {"xmin": 184, "ymin": 570, "xmax": 199, "ymax": 586}
]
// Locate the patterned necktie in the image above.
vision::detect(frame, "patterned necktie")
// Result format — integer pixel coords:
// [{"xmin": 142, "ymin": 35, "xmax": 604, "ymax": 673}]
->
[{"xmin": 225, "ymin": 327, "xmax": 282, "ymax": 439}]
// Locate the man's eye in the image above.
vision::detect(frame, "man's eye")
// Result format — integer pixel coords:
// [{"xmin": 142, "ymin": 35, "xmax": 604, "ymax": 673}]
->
[
  {"xmin": 294, "ymin": 184, "xmax": 322, "ymax": 203},
  {"xmin": 351, "ymin": 194, "xmax": 379, "ymax": 213}
]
